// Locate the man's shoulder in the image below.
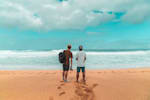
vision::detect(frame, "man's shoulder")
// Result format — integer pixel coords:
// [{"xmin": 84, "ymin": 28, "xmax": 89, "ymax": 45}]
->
[
  {"xmin": 66, "ymin": 50, "xmax": 72, "ymax": 57},
  {"xmin": 69, "ymin": 50, "xmax": 73, "ymax": 54},
  {"xmin": 65, "ymin": 50, "xmax": 72, "ymax": 53},
  {"xmin": 78, "ymin": 51, "xmax": 86, "ymax": 54},
  {"xmin": 81, "ymin": 51, "xmax": 86, "ymax": 53}
]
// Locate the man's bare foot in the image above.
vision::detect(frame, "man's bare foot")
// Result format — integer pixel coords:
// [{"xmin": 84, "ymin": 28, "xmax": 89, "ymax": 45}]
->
[
  {"xmin": 64, "ymin": 80, "xmax": 69, "ymax": 82},
  {"xmin": 83, "ymin": 79, "xmax": 86, "ymax": 83}
]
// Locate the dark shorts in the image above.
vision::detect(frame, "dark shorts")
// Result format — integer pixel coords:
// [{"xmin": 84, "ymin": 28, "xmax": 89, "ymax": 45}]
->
[
  {"xmin": 63, "ymin": 64, "xmax": 69, "ymax": 71},
  {"xmin": 77, "ymin": 67, "xmax": 85, "ymax": 72}
]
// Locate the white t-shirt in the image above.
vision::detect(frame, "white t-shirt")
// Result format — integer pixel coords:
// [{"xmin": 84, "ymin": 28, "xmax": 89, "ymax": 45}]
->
[{"xmin": 76, "ymin": 51, "xmax": 86, "ymax": 67}]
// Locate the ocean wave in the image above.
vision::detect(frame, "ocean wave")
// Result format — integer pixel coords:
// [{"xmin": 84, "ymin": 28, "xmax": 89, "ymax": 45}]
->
[
  {"xmin": 0, "ymin": 50, "xmax": 55, "ymax": 58},
  {"xmin": 0, "ymin": 49, "xmax": 149, "ymax": 58},
  {"xmin": 86, "ymin": 51, "xmax": 148, "ymax": 55},
  {"xmin": 0, "ymin": 49, "xmax": 150, "ymax": 70}
]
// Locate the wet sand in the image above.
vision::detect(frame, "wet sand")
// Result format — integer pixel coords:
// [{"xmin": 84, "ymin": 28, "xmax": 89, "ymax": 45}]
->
[{"xmin": 0, "ymin": 68, "xmax": 150, "ymax": 100}]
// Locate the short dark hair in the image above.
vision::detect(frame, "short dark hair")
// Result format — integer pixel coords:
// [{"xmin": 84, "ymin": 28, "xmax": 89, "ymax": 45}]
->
[
  {"xmin": 79, "ymin": 45, "xmax": 83, "ymax": 51},
  {"xmin": 67, "ymin": 45, "xmax": 72, "ymax": 49}
]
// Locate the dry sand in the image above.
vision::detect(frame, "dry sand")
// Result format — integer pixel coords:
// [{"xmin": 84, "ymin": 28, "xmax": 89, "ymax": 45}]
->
[{"xmin": 0, "ymin": 68, "xmax": 150, "ymax": 100}]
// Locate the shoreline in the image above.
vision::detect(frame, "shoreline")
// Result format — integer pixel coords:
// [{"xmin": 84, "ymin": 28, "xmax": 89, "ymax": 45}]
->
[
  {"xmin": 0, "ymin": 67, "xmax": 150, "ymax": 71},
  {"xmin": 0, "ymin": 68, "xmax": 150, "ymax": 100}
]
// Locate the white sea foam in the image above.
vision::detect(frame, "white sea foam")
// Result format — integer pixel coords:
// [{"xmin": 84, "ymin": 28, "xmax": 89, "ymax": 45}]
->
[
  {"xmin": 86, "ymin": 51, "xmax": 147, "ymax": 55},
  {"xmin": 0, "ymin": 50, "xmax": 57, "ymax": 58},
  {"xmin": 0, "ymin": 50, "xmax": 150, "ymax": 70},
  {"xmin": 0, "ymin": 50, "xmax": 148, "ymax": 57}
]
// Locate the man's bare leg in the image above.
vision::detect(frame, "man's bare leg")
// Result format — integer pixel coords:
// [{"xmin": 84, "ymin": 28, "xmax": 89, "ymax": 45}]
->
[
  {"xmin": 82, "ymin": 72, "xmax": 85, "ymax": 82},
  {"xmin": 65, "ymin": 71, "xmax": 68, "ymax": 81},
  {"xmin": 62, "ymin": 71, "xmax": 65, "ymax": 80},
  {"xmin": 76, "ymin": 72, "xmax": 79, "ymax": 82}
]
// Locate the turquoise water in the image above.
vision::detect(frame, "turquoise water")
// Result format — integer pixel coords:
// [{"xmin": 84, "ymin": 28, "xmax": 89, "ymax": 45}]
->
[{"xmin": 0, "ymin": 49, "xmax": 150, "ymax": 70}]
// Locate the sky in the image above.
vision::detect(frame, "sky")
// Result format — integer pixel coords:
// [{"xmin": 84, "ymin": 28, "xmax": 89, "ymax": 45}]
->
[{"xmin": 0, "ymin": 0, "xmax": 150, "ymax": 50}]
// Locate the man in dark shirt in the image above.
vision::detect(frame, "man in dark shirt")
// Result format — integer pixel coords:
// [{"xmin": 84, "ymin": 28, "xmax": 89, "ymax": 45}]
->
[{"xmin": 63, "ymin": 45, "xmax": 73, "ymax": 82}]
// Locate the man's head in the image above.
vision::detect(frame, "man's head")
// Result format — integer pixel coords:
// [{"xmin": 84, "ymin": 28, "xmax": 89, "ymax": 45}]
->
[
  {"xmin": 79, "ymin": 45, "xmax": 83, "ymax": 51},
  {"xmin": 67, "ymin": 44, "xmax": 72, "ymax": 50}
]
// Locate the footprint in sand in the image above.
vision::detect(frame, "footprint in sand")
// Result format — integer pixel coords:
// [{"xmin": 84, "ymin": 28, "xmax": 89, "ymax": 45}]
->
[
  {"xmin": 57, "ymin": 86, "xmax": 61, "ymax": 89},
  {"xmin": 98, "ymin": 72, "xmax": 102, "ymax": 74},
  {"xmin": 112, "ymin": 70, "xmax": 116, "ymax": 73},
  {"xmin": 92, "ymin": 83, "xmax": 99, "ymax": 88},
  {"xmin": 74, "ymin": 82, "xmax": 98, "ymax": 100},
  {"xmin": 57, "ymin": 82, "xmax": 66, "ymax": 96},
  {"xmin": 45, "ymin": 72, "xmax": 49, "ymax": 75},
  {"xmin": 60, "ymin": 83, "xmax": 65, "ymax": 86},
  {"xmin": 81, "ymin": 85, "xmax": 87, "ymax": 89},
  {"xmin": 46, "ymin": 72, "xmax": 56, "ymax": 75},
  {"xmin": 59, "ymin": 91, "xmax": 66, "ymax": 96},
  {"xmin": 128, "ymin": 71, "xmax": 132, "ymax": 73},
  {"xmin": 57, "ymin": 82, "xmax": 65, "ymax": 88},
  {"xmin": 141, "ymin": 71, "xmax": 146, "ymax": 73}
]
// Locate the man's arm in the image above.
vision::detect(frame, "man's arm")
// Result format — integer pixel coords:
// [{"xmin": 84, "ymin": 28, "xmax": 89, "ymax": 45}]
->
[
  {"xmin": 70, "ymin": 53, "xmax": 73, "ymax": 70},
  {"xmin": 69, "ymin": 57, "xmax": 73, "ymax": 70},
  {"xmin": 84, "ymin": 53, "xmax": 86, "ymax": 62},
  {"xmin": 84, "ymin": 57, "xmax": 86, "ymax": 61},
  {"xmin": 76, "ymin": 57, "xmax": 78, "ymax": 61},
  {"xmin": 71, "ymin": 57, "xmax": 72, "ymax": 67},
  {"xmin": 76, "ymin": 53, "xmax": 78, "ymax": 61}
]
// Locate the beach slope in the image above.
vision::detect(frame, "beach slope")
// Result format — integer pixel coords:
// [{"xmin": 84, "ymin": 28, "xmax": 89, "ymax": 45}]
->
[{"xmin": 0, "ymin": 68, "xmax": 150, "ymax": 100}]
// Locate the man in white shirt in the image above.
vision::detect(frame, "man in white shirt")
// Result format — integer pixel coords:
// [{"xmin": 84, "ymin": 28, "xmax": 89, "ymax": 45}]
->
[{"xmin": 76, "ymin": 45, "xmax": 86, "ymax": 82}]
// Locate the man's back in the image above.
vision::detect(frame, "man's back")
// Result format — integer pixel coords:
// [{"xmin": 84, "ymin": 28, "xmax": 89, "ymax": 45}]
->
[
  {"xmin": 64, "ymin": 50, "xmax": 72, "ymax": 65},
  {"xmin": 76, "ymin": 51, "xmax": 86, "ymax": 67}
]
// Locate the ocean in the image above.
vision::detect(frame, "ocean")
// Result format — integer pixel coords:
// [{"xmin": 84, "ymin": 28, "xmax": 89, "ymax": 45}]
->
[{"xmin": 0, "ymin": 49, "xmax": 150, "ymax": 70}]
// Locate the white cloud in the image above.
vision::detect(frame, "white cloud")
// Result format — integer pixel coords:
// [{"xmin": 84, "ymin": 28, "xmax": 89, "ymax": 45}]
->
[
  {"xmin": 0, "ymin": 1, "xmax": 43, "ymax": 30},
  {"xmin": 0, "ymin": 0, "xmax": 150, "ymax": 31},
  {"xmin": 121, "ymin": 4, "xmax": 150, "ymax": 24}
]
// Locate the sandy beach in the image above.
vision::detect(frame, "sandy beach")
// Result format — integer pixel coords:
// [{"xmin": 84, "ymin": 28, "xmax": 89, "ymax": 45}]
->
[{"xmin": 0, "ymin": 68, "xmax": 150, "ymax": 100}]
